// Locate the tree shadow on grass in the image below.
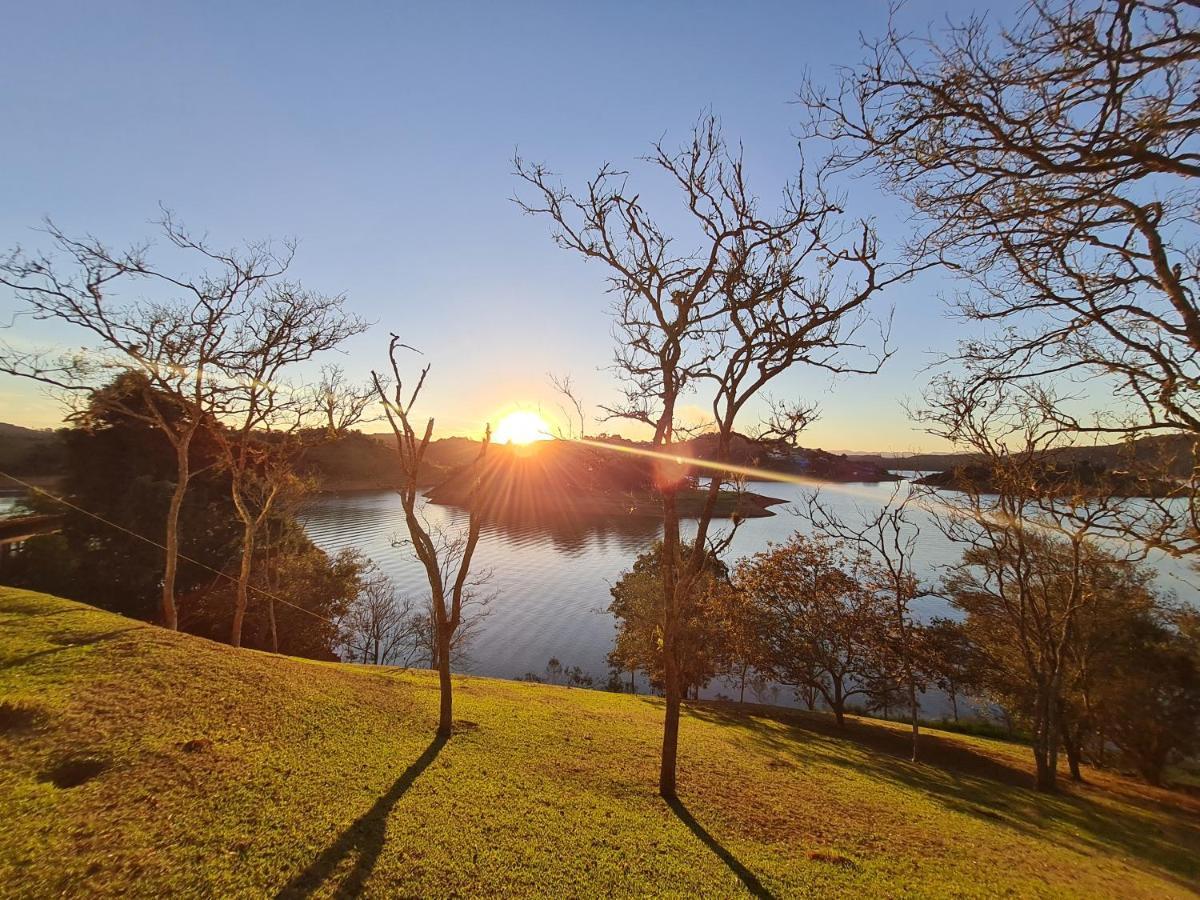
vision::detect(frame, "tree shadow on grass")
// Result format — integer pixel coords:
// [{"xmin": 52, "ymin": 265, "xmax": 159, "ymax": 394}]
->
[
  {"xmin": 275, "ymin": 734, "xmax": 447, "ymax": 899},
  {"xmin": 667, "ymin": 795, "xmax": 776, "ymax": 899},
  {"xmin": 682, "ymin": 700, "xmax": 1200, "ymax": 891},
  {"xmin": 0, "ymin": 626, "xmax": 142, "ymax": 669}
]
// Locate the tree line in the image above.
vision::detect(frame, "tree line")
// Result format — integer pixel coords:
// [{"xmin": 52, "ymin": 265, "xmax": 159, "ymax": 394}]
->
[{"xmin": 607, "ymin": 512, "xmax": 1200, "ymax": 790}]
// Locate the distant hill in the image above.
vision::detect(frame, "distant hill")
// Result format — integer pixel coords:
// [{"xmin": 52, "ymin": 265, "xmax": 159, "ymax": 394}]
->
[
  {"xmin": 682, "ymin": 432, "xmax": 900, "ymax": 483},
  {"xmin": 848, "ymin": 433, "xmax": 1197, "ymax": 480},
  {"xmin": 424, "ymin": 438, "xmax": 785, "ymax": 521},
  {"xmin": 308, "ymin": 430, "xmax": 901, "ymax": 501},
  {"xmin": 300, "ymin": 432, "xmax": 488, "ymax": 491},
  {"xmin": 0, "ymin": 423, "xmax": 66, "ymax": 476}
]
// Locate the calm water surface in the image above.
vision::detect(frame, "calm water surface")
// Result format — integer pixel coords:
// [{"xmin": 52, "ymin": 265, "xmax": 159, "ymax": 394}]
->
[{"xmin": 302, "ymin": 477, "xmax": 1200, "ymax": 700}]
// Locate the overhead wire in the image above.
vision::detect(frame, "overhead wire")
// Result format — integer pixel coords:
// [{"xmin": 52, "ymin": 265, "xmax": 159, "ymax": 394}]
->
[{"xmin": 0, "ymin": 469, "xmax": 339, "ymax": 627}]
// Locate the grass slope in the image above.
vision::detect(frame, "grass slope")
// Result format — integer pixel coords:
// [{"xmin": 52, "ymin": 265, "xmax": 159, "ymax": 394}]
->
[{"xmin": 1, "ymin": 587, "xmax": 1198, "ymax": 898}]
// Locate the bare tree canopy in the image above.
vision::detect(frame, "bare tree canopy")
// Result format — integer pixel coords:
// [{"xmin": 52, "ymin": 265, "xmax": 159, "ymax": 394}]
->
[
  {"xmin": 921, "ymin": 379, "xmax": 1148, "ymax": 792},
  {"xmin": 803, "ymin": 485, "xmax": 932, "ymax": 760},
  {"xmin": 372, "ymin": 334, "xmax": 492, "ymax": 739},
  {"xmin": 516, "ymin": 115, "xmax": 916, "ymax": 797},
  {"xmin": 0, "ymin": 214, "xmax": 366, "ymax": 629},
  {"xmin": 802, "ymin": 0, "xmax": 1200, "ymax": 550}
]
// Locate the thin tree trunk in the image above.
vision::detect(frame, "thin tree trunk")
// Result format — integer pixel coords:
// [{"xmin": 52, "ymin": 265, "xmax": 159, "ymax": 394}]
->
[
  {"xmin": 660, "ymin": 651, "xmax": 682, "ymax": 799},
  {"xmin": 1045, "ymin": 677, "xmax": 1061, "ymax": 792},
  {"xmin": 908, "ymin": 674, "xmax": 920, "ymax": 762},
  {"xmin": 266, "ymin": 525, "xmax": 279, "ymax": 654},
  {"xmin": 658, "ymin": 486, "xmax": 682, "ymax": 800},
  {"xmin": 268, "ymin": 597, "xmax": 279, "ymax": 654},
  {"xmin": 1064, "ymin": 735, "xmax": 1083, "ymax": 782},
  {"xmin": 230, "ymin": 523, "xmax": 254, "ymax": 647},
  {"xmin": 1034, "ymin": 683, "xmax": 1059, "ymax": 793},
  {"xmin": 436, "ymin": 624, "xmax": 453, "ymax": 739},
  {"xmin": 161, "ymin": 440, "xmax": 190, "ymax": 631}
]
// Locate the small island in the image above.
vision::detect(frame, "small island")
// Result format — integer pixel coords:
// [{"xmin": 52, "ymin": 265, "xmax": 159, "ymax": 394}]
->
[{"xmin": 423, "ymin": 438, "xmax": 789, "ymax": 521}]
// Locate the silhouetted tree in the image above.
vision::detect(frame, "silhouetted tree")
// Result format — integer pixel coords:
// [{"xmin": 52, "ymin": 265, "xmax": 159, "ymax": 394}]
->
[
  {"xmin": 922, "ymin": 618, "xmax": 983, "ymax": 724},
  {"xmin": 517, "ymin": 115, "xmax": 915, "ymax": 797},
  {"xmin": 0, "ymin": 215, "xmax": 331, "ymax": 628},
  {"xmin": 218, "ymin": 316, "xmax": 368, "ymax": 648},
  {"xmin": 707, "ymin": 578, "xmax": 770, "ymax": 704},
  {"xmin": 803, "ymin": 0, "xmax": 1200, "ymax": 556},
  {"xmin": 11, "ymin": 379, "xmax": 360, "ymax": 658},
  {"xmin": 1064, "ymin": 596, "xmax": 1200, "ymax": 786},
  {"xmin": 10, "ymin": 374, "xmax": 235, "ymax": 621},
  {"xmin": 803, "ymin": 485, "xmax": 931, "ymax": 759},
  {"xmin": 340, "ymin": 568, "xmax": 426, "ymax": 667},
  {"xmin": 925, "ymin": 379, "xmax": 1141, "ymax": 792},
  {"xmin": 372, "ymin": 334, "xmax": 491, "ymax": 739}
]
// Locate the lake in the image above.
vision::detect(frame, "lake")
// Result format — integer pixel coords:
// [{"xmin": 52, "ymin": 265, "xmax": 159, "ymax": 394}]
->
[{"xmin": 302, "ymin": 477, "xmax": 1200, "ymax": 706}]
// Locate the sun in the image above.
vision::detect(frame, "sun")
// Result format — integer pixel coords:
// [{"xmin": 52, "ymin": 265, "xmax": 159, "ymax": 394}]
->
[{"xmin": 492, "ymin": 410, "xmax": 552, "ymax": 445}]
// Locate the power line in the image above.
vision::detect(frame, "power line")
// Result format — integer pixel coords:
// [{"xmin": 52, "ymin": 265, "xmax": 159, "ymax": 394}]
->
[{"xmin": 0, "ymin": 470, "xmax": 340, "ymax": 628}]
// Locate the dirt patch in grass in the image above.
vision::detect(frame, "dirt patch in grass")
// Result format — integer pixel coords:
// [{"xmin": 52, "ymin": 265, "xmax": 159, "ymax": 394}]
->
[
  {"xmin": 0, "ymin": 700, "xmax": 44, "ymax": 734},
  {"xmin": 806, "ymin": 850, "xmax": 856, "ymax": 868},
  {"xmin": 692, "ymin": 701, "xmax": 1033, "ymax": 789},
  {"xmin": 41, "ymin": 754, "xmax": 110, "ymax": 789}
]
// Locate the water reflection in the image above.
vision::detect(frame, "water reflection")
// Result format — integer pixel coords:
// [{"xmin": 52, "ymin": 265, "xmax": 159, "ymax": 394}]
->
[{"xmin": 301, "ymin": 477, "xmax": 1199, "ymax": 709}]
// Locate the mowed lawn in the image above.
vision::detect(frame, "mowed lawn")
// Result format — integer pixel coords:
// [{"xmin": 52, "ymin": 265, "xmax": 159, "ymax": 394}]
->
[{"xmin": 1, "ymin": 587, "xmax": 1198, "ymax": 898}]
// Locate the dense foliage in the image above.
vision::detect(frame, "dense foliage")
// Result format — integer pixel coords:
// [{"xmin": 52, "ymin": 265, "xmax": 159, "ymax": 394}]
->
[{"xmin": 7, "ymin": 376, "xmax": 364, "ymax": 659}]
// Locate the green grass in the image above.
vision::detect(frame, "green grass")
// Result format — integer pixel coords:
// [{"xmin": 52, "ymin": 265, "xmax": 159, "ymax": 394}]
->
[{"xmin": 1, "ymin": 587, "xmax": 1198, "ymax": 898}]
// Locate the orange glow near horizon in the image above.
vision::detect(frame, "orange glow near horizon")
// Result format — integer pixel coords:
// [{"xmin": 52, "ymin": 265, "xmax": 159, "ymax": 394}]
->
[{"xmin": 492, "ymin": 410, "xmax": 552, "ymax": 445}]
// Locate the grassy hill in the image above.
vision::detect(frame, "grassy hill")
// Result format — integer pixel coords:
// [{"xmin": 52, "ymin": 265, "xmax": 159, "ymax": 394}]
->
[{"xmin": 2, "ymin": 588, "xmax": 1198, "ymax": 898}]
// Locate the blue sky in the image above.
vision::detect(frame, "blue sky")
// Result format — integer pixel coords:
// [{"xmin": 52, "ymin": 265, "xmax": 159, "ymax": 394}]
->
[{"xmin": 0, "ymin": 1, "xmax": 1024, "ymax": 451}]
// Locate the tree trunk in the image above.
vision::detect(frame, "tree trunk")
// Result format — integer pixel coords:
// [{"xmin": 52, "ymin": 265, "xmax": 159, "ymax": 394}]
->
[
  {"xmin": 1060, "ymin": 705, "xmax": 1084, "ymax": 782},
  {"xmin": 660, "ymin": 650, "xmax": 682, "ymax": 800},
  {"xmin": 230, "ymin": 523, "xmax": 255, "ymax": 647},
  {"xmin": 949, "ymin": 687, "xmax": 959, "ymax": 724},
  {"xmin": 739, "ymin": 664, "xmax": 748, "ymax": 704},
  {"xmin": 161, "ymin": 440, "xmax": 190, "ymax": 631},
  {"xmin": 436, "ymin": 624, "xmax": 453, "ymax": 739},
  {"xmin": 1034, "ymin": 685, "xmax": 1059, "ymax": 793},
  {"xmin": 658, "ymin": 486, "xmax": 682, "ymax": 800},
  {"xmin": 908, "ymin": 674, "xmax": 920, "ymax": 762},
  {"xmin": 1064, "ymin": 735, "xmax": 1083, "ymax": 782},
  {"xmin": 267, "ymin": 597, "xmax": 279, "ymax": 654}
]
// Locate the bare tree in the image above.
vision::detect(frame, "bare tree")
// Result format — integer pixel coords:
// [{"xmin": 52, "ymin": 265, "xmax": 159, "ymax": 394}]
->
[
  {"xmin": 371, "ymin": 334, "xmax": 491, "ymax": 739},
  {"xmin": 0, "ymin": 215, "xmax": 295, "ymax": 629},
  {"xmin": 515, "ymin": 115, "xmax": 914, "ymax": 798},
  {"xmin": 802, "ymin": 485, "xmax": 932, "ymax": 760},
  {"xmin": 341, "ymin": 568, "xmax": 426, "ymax": 666},
  {"xmin": 217, "ymin": 295, "xmax": 368, "ymax": 647},
  {"xmin": 548, "ymin": 372, "xmax": 587, "ymax": 440},
  {"xmin": 802, "ymin": 0, "xmax": 1200, "ymax": 555},
  {"xmin": 316, "ymin": 364, "xmax": 377, "ymax": 433},
  {"xmin": 923, "ymin": 378, "xmax": 1140, "ymax": 792}
]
